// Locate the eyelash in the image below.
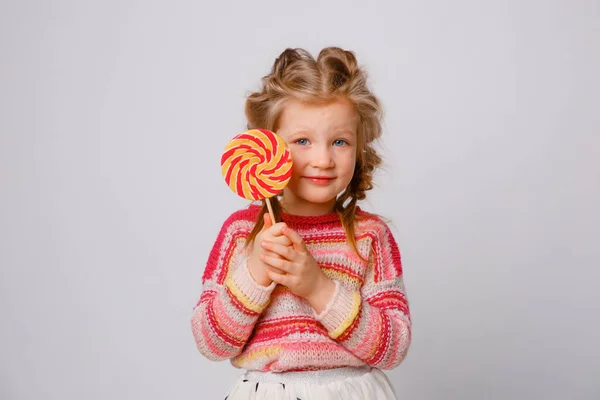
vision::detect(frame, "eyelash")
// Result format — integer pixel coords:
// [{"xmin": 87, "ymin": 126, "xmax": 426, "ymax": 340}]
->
[
  {"xmin": 333, "ymin": 139, "xmax": 348, "ymax": 146},
  {"xmin": 294, "ymin": 139, "xmax": 349, "ymax": 146}
]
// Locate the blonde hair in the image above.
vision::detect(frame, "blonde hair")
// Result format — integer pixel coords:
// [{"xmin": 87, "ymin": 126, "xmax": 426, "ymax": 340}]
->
[{"xmin": 245, "ymin": 47, "xmax": 383, "ymax": 256}]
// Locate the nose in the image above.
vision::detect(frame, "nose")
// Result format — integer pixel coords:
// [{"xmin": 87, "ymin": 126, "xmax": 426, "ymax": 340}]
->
[{"xmin": 311, "ymin": 145, "xmax": 335, "ymax": 169}]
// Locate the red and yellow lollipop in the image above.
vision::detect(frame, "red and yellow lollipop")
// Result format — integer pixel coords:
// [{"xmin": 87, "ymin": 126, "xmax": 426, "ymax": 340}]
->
[{"xmin": 221, "ymin": 129, "xmax": 293, "ymax": 221}]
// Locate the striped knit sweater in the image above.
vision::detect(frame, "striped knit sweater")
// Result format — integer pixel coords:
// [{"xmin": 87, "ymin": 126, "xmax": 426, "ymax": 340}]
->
[{"xmin": 191, "ymin": 204, "xmax": 411, "ymax": 372}]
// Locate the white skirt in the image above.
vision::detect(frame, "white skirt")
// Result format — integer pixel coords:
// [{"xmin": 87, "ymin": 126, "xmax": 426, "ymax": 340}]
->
[{"xmin": 224, "ymin": 365, "xmax": 398, "ymax": 400}]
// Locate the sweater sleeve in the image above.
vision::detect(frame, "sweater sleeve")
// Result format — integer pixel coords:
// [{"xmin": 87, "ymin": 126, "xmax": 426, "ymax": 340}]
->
[
  {"xmin": 191, "ymin": 212, "xmax": 276, "ymax": 361},
  {"xmin": 314, "ymin": 220, "xmax": 411, "ymax": 369}
]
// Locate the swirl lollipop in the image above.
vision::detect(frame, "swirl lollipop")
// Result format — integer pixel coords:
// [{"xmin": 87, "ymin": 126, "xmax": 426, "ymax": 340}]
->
[{"xmin": 221, "ymin": 129, "xmax": 293, "ymax": 221}]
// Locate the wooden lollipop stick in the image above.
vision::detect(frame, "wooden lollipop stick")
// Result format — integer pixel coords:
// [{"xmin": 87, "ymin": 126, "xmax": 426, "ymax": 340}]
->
[{"xmin": 265, "ymin": 197, "xmax": 276, "ymax": 224}]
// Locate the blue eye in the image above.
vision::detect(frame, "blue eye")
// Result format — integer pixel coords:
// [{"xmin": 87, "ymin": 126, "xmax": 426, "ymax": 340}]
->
[
  {"xmin": 295, "ymin": 139, "xmax": 309, "ymax": 146},
  {"xmin": 333, "ymin": 139, "xmax": 348, "ymax": 146}
]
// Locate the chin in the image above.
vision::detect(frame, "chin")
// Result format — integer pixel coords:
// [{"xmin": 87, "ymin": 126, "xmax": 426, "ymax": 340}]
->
[{"xmin": 299, "ymin": 194, "xmax": 338, "ymax": 205}]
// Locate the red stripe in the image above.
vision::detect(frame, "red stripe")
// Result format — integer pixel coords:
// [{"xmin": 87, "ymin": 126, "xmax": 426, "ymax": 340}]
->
[
  {"xmin": 206, "ymin": 297, "xmax": 246, "ymax": 347},
  {"xmin": 198, "ymin": 290, "xmax": 216, "ymax": 306},
  {"xmin": 304, "ymin": 233, "xmax": 348, "ymax": 242},
  {"xmin": 203, "ymin": 209, "xmax": 256, "ymax": 284},
  {"xmin": 241, "ymin": 144, "xmax": 264, "ymax": 162},
  {"xmin": 255, "ymin": 174, "xmax": 275, "ymax": 194},
  {"xmin": 249, "ymin": 163, "xmax": 257, "ymax": 177},
  {"xmin": 270, "ymin": 166, "xmax": 292, "ymax": 182},
  {"xmin": 224, "ymin": 285, "xmax": 260, "ymax": 317},
  {"xmin": 255, "ymin": 315, "xmax": 316, "ymax": 326},
  {"xmin": 240, "ymin": 133, "xmax": 271, "ymax": 163},
  {"xmin": 250, "ymin": 318, "xmax": 327, "ymax": 343},
  {"xmin": 235, "ymin": 159, "xmax": 249, "ymax": 196},
  {"xmin": 245, "ymin": 164, "xmax": 262, "ymax": 200},
  {"xmin": 368, "ymin": 313, "xmax": 391, "ymax": 366},
  {"xmin": 257, "ymin": 129, "xmax": 278, "ymax": 163},
  {"xmin": 224, "ymin": 154, "xmax": 243, "ymax": 186},
  {"xmin": 221, "ymin": 148, "xmax": 235, "ymax": 164},
  {"xmin": 320, "ymin": 263, "xmax": 363, "ymax": 283},
  {"xmin": 243, "ymin": 168, "xmax": 255, "ymax": 198},
  {"xmin": 261, "ymin": 150, "xmax": 291, "ymax": 175},
  {"xmin": 216, "ymin": 231, "xmax": 247, "ymax": 284},
  {"xmin": 222, "ymin": 144, "xmax": 265, "ymax": 166},
  {"xmin": 203, "ymin": 219, "xmax": 237, "ymax": 283},
  {"xmin": 367, "ymin": 292, "xmax": 408, "ymax": 313}
]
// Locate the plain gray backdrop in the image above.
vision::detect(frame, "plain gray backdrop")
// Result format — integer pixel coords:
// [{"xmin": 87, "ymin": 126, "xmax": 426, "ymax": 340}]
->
[{"xmin": 1, "ymin": 0, "xmax": 599, "ymax": 399}]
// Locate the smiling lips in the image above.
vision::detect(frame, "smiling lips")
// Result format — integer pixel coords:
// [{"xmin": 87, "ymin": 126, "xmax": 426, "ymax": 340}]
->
[{"xmin": 304, "ymin": 176, "xmax": 336, "ymax": 185}]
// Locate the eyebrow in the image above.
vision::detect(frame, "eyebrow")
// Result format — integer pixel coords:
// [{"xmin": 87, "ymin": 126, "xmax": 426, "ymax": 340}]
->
[
  {"xmin": 333, "ymin": 129, "xmax": 356, "ymax": 135},
  {"xmin": 287, "ymin": 127, "xmax": 355, "ymax": 134}
]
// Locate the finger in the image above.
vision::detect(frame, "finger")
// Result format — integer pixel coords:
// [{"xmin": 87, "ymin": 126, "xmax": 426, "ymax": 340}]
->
[
  {"xmin": 260, "ymin": 253, "xmax": 293, "ymax": 273},
  {"xmin": 281, "ymin": 226, "xmax": 306, "ymax": 251},
  {"xmin": 255, "ymin": 251, "xmax": 285, "ymax": 274},
  {"xmin": 262, "ymin": 213, "xmax": 273, "ymax": 230},
  {"xmin": 267, "ymin": 235, "xmax": 293, "ymax": 247},
  {"xmin": 264, "ymin": 263, "xmax": 285, "ymax": 275},
  {"xmin": 261, "ymin": 249, "xmax": 286, "ymax": 262},
  {"xmin": 261, "ymin": 240, "xmax": 295, "ymax": 261},
  {"xmin": 265, "ymin": 222, "xmax": 287, "ymax": 236},
  {"xmin": 266, "ymin": 268, "xmax": 291, "ymax": 287}
]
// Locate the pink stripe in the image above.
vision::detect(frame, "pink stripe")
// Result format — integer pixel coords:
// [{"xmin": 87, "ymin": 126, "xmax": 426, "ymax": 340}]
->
[
  {"xmin": 199, "ymin": 312, "xmax": 237, "ymax": 359},
  {"xmin": 218, "ymin": 293, "xmax": 255, "ymax": 336}
]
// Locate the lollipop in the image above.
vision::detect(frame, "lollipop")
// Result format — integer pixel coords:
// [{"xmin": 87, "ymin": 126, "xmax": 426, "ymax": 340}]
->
[{"xmin": 221, "ymin": 129, "xmax": 293, "ymax": 222}]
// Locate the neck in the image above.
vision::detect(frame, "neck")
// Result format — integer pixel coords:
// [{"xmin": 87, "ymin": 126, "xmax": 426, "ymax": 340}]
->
[{"xmin": 280, "ymin": 198, "xmax": 336, "ymax": 217}]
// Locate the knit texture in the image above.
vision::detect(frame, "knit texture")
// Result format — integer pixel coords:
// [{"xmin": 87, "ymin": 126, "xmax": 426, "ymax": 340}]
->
[{"xmin": 191, "ymin": 204, "xmax": 411, "ymax": 372}]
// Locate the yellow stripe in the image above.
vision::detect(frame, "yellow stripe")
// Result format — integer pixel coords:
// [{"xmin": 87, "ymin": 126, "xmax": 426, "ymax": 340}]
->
[
  {"xmin": 241, "ymin": 169, "xmax": 252, "ymax": 198},
  {"xmin": 323, "ymin": 269, "xmax": 361, "ymax": 287},
  {"xmin": 257, "ymin": 130, "xmax": 273, "ymax": 154},
  {"xmin": 232, "ymin": 346, "xmax": 282, "ymax": 366},
  {"xmin": 225, "ymin": 275, "xmax": 265, "ymax": 313},
  {"xmin": 250, "ymin": 171, "xmax": 273, "ymax": 198},
  {"xmin": 229, "ymin": 162, "xmax": 241, "ymax": 194},
  {"xmin": 221, "ymin": 147, "xmax": 246, "ymax": 174},
  {"xmin": 330, "ymin": 291, "xmax": 361, "ymax": 339}
]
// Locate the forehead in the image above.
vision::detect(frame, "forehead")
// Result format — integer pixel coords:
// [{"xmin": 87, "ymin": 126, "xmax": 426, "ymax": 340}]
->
[{"xmin": 277, "ymin": 98, "xmax": 358, "ymax": 132}]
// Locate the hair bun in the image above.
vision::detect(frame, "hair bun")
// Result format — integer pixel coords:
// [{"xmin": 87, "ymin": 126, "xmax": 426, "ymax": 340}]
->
[
  {"xmin": 316, "ymin": 47, "xmax": 360, "ymax": 90},
  {"xmin": 271, "ymin": 48, "xmax": 312, "ymax": 78}
]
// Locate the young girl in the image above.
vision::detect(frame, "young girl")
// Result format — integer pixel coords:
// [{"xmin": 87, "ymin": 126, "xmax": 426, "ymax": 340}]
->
[{"xmin": 191, "ymin": 47, "xmax": 411, "ymax": 400}]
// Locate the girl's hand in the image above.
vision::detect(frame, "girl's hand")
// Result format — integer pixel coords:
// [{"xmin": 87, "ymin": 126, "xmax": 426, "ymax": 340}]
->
[
  {"xmin": 247, "ymin": 213, "xmax": 290, "ymax": 287},
  {"xmin": 260, "ymin": 225, "xmax": 336, "ymax": 313}
]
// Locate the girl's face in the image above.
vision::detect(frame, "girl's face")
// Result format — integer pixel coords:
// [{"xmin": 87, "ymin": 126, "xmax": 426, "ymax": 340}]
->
[{"xmin": 276, "ymin": 98, "xmax": 358, "ymax": 216}]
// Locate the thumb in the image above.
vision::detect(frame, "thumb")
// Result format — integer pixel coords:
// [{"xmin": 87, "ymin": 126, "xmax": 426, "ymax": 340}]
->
[{"xmin": 262, "ymin": 212, "xmax": 273, "ymax": 231}]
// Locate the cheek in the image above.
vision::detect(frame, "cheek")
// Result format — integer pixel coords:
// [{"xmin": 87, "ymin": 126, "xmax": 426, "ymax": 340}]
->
[
  {"xmin": 289, "ymin": 155, "xmax": 304, "ymax": 180},
  {"xmin": 340, "ymin": 151, "xmax": 357, "ymax": 172},
  {"xmin": 289, "ymin": 150, "xmax": 304, "ymax": 168}
]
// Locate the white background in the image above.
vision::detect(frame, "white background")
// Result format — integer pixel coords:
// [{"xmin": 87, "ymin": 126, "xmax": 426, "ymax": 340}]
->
[{"xmin": 1, "ymin": 0, "xmax": 599, "ymax": 399}]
